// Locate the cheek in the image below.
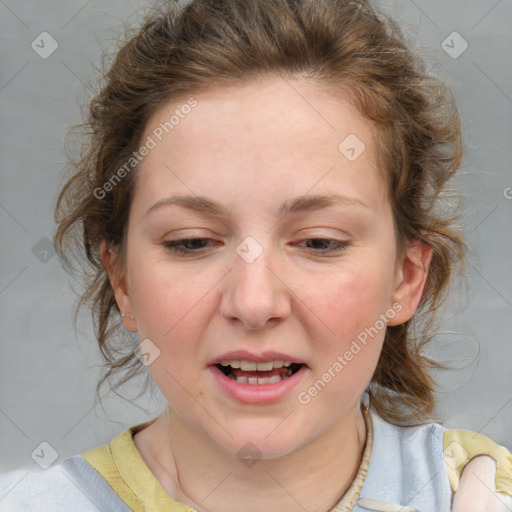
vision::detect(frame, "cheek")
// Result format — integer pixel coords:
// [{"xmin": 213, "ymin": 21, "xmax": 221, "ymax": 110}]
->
[
  {"xmin": 128, "ymin": 252, "xmax": 214, "ymax": 346},
  {"xmin": 312, "ymin": 266, "xmax": 394, "ymax": 336},
  {"xmin": 127, "ymin": 259, "xmax": 211, "ymax": 404},
  {"xmin": 299, "ymin": 264, "xmax": 394, "ymax": 394}
]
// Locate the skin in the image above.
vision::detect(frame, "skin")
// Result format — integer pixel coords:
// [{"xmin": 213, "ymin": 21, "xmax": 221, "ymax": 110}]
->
[
  {"xmin": 453, "ymin": 456, "xmax": 510, "ymax": 512},
  {"xmin": 101, "ymin": 75, "xmax": 432, "ymax": 512}
]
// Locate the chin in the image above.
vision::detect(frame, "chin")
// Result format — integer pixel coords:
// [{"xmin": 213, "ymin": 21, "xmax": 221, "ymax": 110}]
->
[{"xmin": 207, "ymin": 421, "xmax": 312, "ymax": 462}]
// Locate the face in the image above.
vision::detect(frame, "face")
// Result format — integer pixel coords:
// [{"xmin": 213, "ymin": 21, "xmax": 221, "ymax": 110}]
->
[{"xmin": 106, "ymin": 75, "xmax": 429, "ymax": 459}]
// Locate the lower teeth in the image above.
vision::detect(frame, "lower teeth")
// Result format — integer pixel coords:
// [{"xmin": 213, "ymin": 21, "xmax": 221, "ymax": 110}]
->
[{"xmin": 226, "ymin": 368, "xmax": 294, "ymax": 385}]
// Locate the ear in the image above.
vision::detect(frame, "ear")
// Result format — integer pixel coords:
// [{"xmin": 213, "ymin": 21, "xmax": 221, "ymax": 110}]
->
[
  {"xmin": 100, "ymin": 241, "xmax": 137, "ymax": 332},
  {"xmin": 387, "ymin": 239, "xmax": 432, "ymax": 326}
]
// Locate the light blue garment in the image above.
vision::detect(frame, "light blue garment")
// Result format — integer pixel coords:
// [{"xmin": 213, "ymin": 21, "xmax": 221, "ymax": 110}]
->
[
  {"xmin": 1, "ymin": 408, "xmax": 511, "ymax": 511},
  {"xmin": 0, "ymin": 456, "xmax": 131, "ymax": 512},
  {"xmin": 353, "ymin": 410, "xmax": 451, "ymax": 511}
]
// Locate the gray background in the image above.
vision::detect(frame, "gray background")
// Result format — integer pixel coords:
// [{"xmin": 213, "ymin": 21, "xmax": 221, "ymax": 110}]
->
[{"xmin": 0, "ymin": 0, "xmax": 511, "ymax": 474}]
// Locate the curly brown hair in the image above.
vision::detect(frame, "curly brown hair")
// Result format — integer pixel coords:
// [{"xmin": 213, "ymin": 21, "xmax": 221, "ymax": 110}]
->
[{"xmin": 54, "ymin": 0, "xmax": 466, "ymax": 426}]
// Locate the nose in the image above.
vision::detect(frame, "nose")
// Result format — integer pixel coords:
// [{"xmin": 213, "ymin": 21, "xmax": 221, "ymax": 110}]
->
[{"xmin": 219, "ymin": 243, "xmax": 291, "ymax": 330}]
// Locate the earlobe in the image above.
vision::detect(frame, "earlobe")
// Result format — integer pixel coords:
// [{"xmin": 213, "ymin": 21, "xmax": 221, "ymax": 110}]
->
[
  {"xmin": 387, "ymin": 239, "xmax": 432, "ymax": 326},
  {"xmin": 100, "ymin": 241, "xmax": 138, "ymax": 332}
]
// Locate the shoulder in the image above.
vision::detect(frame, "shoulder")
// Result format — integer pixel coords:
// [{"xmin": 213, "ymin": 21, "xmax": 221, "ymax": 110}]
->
[
  {"xmin": 0, "ymin": 419, "xmax": 158, "ymax": 512},
  {"xmin": 443, "ymin": 428, "xmax": 512, "ymax": 511},
  {"xmin": 362, "ymin": 409, "xmax": 512, "ymax": 511},
  {"xmin": 0, "ymin": 459, "xmax": 96, "ymax": 512},
  {"xmin": 0, "ymin": 454, "xmax": 132, "ymax": 512}
]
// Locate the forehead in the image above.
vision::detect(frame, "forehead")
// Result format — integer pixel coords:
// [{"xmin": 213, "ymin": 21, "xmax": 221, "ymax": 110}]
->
[
  {"xmin": 145, "ymin": 75, "xmax": 376, "ymax": 158},
  {"xmin": 135, "ymin": 76, "xmax": 387, "ymax": 214}
]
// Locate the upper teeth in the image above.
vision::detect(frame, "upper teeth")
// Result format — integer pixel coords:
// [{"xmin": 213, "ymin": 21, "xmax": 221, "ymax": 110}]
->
[{"xmin": 220, "ymin": 360, "xmax": 292, "ymax": 371}]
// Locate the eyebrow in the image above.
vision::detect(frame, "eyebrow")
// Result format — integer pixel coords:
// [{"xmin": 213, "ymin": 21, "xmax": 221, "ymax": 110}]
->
[{"xmin": 146, "ymin": 193, "xmax": 370, "ymax": 218}]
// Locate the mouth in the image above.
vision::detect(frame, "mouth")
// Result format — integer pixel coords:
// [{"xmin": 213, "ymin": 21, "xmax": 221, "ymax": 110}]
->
[{"xmin": 215, "ymin": 360, "xmax": 303, "ymax": 385}]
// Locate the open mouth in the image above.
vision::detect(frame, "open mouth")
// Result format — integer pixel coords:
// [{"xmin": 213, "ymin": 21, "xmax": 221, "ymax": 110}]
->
[{"xmin": 216, "ymin": 360, "xmax": 303, "ymax": 385}]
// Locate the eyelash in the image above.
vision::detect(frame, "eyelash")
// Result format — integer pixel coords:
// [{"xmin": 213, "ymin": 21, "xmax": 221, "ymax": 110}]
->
[{"xmin": 162, "ymin": 238, "xmax": 350, "ymax": 256}]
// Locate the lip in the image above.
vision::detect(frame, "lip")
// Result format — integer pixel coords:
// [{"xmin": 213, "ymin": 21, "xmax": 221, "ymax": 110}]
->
[
  {"xmin": 208, "ymin": 363, "xmax": 307, "ymax": 405},
  {"xmin": 208, "ymin": 349, "xmax": 306, "ymax": 366}
]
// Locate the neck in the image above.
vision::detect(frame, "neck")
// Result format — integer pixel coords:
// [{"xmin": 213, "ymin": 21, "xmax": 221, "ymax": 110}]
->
[{"xmin": 135, "ymin": 401, "xmax": 369, "ymax": 512}]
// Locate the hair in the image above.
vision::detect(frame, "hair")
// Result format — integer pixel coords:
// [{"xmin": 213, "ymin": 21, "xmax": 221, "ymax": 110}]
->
[{"xmin": 54, "ymin": 0, "xmax": 466, "ymax": 426}]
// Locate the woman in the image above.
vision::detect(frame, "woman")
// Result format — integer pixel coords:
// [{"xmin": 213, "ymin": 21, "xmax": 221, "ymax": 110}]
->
[{"xmin": 1, "ymin": 0, "xmax": 511, "ymax": 510}]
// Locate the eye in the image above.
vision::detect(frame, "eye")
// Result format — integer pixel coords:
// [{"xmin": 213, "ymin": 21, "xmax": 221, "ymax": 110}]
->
[
  {"xmin": 162, "ymin": 237, "xmax": 350, "ymax": 257},
  {"xmin": 162, "ymin": 238, "xmax": 220, "ymax": 256},
  {"xmin": 296, "ymin": 238, "xmax": 350, "ymax": 254}
]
